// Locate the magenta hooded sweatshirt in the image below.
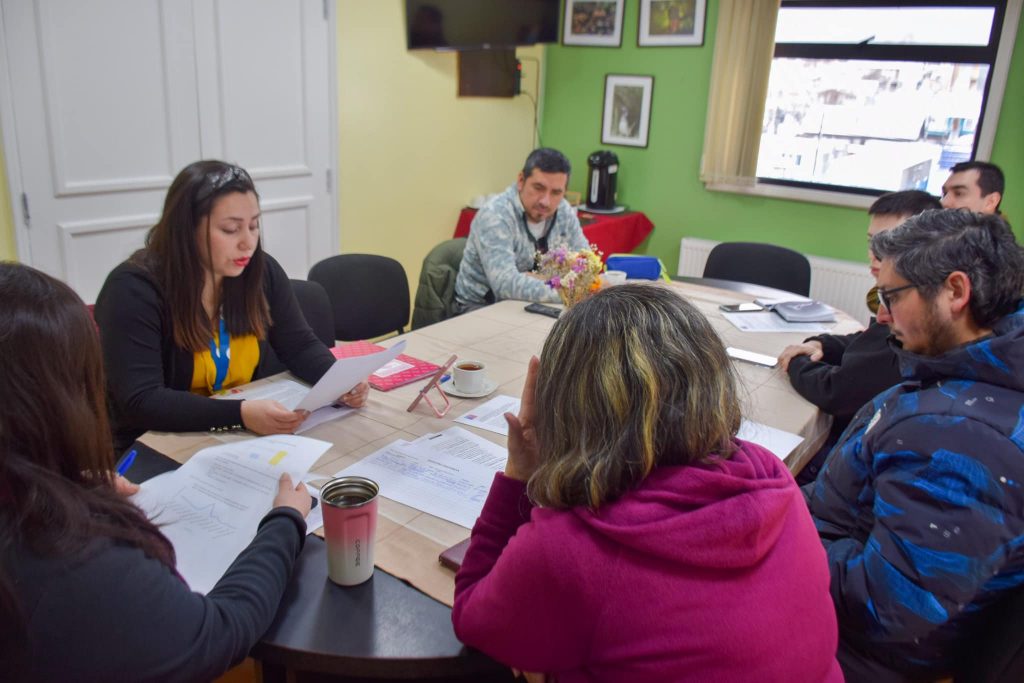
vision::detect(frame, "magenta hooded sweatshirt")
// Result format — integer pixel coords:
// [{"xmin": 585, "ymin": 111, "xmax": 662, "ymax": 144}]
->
[{"xmin": 452, "ymin": 439, "xmax": 843, "ymax": 682}]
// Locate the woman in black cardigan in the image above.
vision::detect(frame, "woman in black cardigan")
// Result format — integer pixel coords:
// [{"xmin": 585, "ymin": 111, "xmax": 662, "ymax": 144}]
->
[{"xmin": 95, "ymin": 160, "xmax": 367, "ymax": 451}]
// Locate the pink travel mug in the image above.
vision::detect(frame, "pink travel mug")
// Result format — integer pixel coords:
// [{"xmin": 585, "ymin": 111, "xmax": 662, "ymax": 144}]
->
[{"xmin": 320, "ymin": 476, "xmax": 379, "ymax": 586}]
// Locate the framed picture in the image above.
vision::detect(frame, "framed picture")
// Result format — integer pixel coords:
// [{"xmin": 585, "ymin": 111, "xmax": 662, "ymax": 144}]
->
[
  {"xmin": 601, "ymin": 75, "xmax": 654, "ymax": 148},
  {"xmin": 563, "ymin": 0, "xmax": 624, "ymax": 47},
  {"xmin": 638, "ymin": 0, "xmax": 707, "ymax": 47}
]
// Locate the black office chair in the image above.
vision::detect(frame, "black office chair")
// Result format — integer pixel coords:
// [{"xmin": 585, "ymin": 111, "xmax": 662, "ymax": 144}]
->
[
  {"xmin": 257, "ymin": 278, "xmax": 335, "ymax": 377},
  {"xmin": 308, "ymin": 254, "xmax": 410, "ymax": 341},
  {"xmin": 412, "ymin": 237, "xmax": 467, "ymax": 330},
  {"xmin": 702, "ymin": 241, "xmax": 812, "ymax": 296},
  {"xmin": 954, "ymin": 586, "xmax": 1024, "ymax": 682}
]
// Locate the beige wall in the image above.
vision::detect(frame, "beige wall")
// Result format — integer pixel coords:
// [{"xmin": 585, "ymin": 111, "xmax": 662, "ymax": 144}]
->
[
  {"xmin": 336, "ymin": 1, "xmax": 544, "ymax": 298},
  {"xmin": 0, "ymin": 136, "xmax": 16, "ymax": 261}
]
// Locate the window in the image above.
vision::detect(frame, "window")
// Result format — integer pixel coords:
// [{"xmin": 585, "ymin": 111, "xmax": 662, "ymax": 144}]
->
[{"xmin": 755, "ymin": 1, "xmax": 1010, "ymax": 198}]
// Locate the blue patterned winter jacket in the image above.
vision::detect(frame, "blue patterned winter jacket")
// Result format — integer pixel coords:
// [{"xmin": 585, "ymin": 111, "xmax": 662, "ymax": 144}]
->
[{"xmin": 807, "ymin": 300, "xmax": 1024, "ymax": 676}]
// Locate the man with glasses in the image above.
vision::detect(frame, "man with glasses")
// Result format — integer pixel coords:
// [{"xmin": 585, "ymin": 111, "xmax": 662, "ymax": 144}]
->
[
  {"xmin": 806, "ymin": 209, "xmax": 1024, "ymax": 681},
  {"xmin": 940, "ymin": 160, "xmax": 1004, "ymax": 215},
  {"xmin": 455, "ymin": 148, "xmax": 588, "ymax": 311},
  {"xmin": 779, "ymin": 190, "xmax": 941, "ymax": 484}
]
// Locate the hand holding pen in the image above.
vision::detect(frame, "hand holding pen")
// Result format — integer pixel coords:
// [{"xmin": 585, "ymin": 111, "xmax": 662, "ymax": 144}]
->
[{"xmin": 113, "ymin": 449, "xmax": 140, "ymax": 497}]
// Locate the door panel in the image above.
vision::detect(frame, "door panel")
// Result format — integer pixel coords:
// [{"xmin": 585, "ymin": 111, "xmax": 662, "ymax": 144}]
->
[
  {"xmin": 0, "ymin": 0, "xmax": 335, "ymax": 301},
  {"xmin": 2, "ymin": 0, "xmax": 199, "ymax": 300},
  {"xmin": 193, "ymin": 0, "xmax": 333, "ymax": 278}
]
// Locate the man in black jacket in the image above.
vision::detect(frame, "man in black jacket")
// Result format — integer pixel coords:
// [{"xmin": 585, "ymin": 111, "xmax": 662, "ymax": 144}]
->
[{"xmin": 779, "ymin": 190, "xmax": 941, "ymax": 484}]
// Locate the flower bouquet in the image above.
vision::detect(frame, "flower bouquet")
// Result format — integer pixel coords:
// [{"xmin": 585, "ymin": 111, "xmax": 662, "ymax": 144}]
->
[{"xmin": 537, "ymin": 245, "xmax": 604, "ymax": 308}]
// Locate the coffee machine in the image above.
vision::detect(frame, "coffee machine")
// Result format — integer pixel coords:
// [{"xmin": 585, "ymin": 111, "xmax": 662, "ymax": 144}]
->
[{"xmin": 586, "ymin": 150, "xmax": 619, "ymax": 212}]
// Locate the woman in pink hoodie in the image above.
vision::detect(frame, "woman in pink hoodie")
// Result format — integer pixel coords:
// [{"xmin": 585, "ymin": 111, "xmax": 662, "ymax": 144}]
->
[{"xmin": 452, "ymin": 284, "xmax": 843, "ymax": 682}]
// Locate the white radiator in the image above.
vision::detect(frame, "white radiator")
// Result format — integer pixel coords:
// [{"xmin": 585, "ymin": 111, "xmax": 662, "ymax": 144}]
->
[{"xmin": 677, "ymin": 237, "xmax": 874, "ymax": 327}]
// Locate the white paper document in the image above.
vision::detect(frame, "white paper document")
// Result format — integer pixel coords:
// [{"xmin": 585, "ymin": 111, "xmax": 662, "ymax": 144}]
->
[
  {"xmin": 296, "ymin": 340, "xmax": 406, "ymax": 411},
  {"xmin": 217, "ymin": 378, "xmax": 309, "ymax": 409},
  {"xmin": 738, "ymin": 419, "xmax": 804, "ymax": 460},
  {"xmin": 334, "ymin": 427, "xmax": 507, "ymax": 529},
  {"xmin": 453, "ymin": 394, "xmax": 522, "ymax": 436},
  {"xmin": 132, "ymin": 435, "xmax": 331, "ymax": 593},
  {"xmin": 721, "ymin": 311, "xmax": 830, "ymax": 334}
]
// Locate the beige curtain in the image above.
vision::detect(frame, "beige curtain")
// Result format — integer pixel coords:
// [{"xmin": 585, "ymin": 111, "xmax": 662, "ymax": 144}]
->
[{"xmin": 700, "ymin": 0, "xmax": 780, "ymax": 186}]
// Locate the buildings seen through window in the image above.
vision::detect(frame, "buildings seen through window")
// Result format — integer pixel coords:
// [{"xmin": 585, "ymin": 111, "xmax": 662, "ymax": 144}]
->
[{"xmin": 756, "ymin": 3, "xmax": 1008, "ymax": 197}]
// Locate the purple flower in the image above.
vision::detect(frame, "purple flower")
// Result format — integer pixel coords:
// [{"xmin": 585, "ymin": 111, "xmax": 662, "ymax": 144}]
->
[{"xmin": 549, "ymin": 275, "xmax": 561, "ymax": 289}]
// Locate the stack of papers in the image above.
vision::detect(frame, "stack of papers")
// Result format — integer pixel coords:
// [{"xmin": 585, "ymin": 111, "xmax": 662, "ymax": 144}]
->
[{"xmin": 132, "ymin": 435, "xmax": 332, "ymax": 593}]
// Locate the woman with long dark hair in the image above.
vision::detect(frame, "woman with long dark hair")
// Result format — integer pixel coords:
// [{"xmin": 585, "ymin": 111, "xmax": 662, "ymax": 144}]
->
[
  {"xmin": 452, "ymin": 284, "xmax": 843, "ymax": 682},
  {"xmin": 95, "ymin": 160, "xmax": 367, "ymax": 451},
  {"xmin": 0, "ymin": 262, "xmax": 311, "ymax": 681}
]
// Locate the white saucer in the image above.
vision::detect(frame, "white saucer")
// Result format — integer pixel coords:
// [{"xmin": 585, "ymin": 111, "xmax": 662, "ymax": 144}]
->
[{"xmin": 440, "ymin": 377, "xmax": 498, "ymax": 399}]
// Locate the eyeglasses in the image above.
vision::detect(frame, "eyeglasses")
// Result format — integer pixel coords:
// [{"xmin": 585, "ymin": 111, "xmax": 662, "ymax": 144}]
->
[
  {"xmin": 196, "ymin": 165, "xmax": 252, "ymax": 203},
  {"xmin": 877, "ymin": 283, "xmax": 918, "ymax": 310}
]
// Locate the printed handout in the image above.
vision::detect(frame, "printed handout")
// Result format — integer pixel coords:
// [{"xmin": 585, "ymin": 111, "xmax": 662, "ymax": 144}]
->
[
  {"xmin": 132, "ymin": 435, "xmax": 331, "ymax": 593},
  {"xmin": 453, "ymin": 395, "xmax": 522, "ymax": 436},
  {"xmin": 334, "ymin": 427, "xmax": 507, "ymax": 529}
]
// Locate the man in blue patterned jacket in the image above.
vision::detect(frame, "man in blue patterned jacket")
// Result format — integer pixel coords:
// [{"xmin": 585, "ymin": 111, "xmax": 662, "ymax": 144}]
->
[
  {"xmin": 807, "ymin": 209, "xmax": 1024, "ymax": 681},
  {"xmin": 455, "ymin": 148, "xmax": 588, "ymax": 311}
]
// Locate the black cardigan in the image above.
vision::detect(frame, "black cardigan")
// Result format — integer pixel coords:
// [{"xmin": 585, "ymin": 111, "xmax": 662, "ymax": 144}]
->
[
  {"xmin": 95, "ymin": 253, "xmax": 335, "ymax": 451},
  {"xmin": 6, "ymin": 507, "xmax": 306, "ymax": 683}
]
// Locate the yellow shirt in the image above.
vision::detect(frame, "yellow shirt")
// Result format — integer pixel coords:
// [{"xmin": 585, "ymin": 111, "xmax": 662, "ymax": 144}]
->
[{"xmin": 190, "ymin": 331, "xmax": 261, "ymax": 396}]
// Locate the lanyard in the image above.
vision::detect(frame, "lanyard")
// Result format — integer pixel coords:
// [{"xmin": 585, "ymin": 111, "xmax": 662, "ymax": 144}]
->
[
  {"xmin": 209, "ymin": 316, "xmax": 230, "ymax": 392},
  {"xmin": 520, "ymin": 206, "xmax": 556, "ymax": 255}
]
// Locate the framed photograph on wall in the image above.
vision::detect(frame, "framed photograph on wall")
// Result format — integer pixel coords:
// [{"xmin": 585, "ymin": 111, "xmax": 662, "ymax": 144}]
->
[
  {"xmin": 638, "ymin": 0, "xmax": 706, "ymax": 47},
  {"xmin": 601, "ymin": 74, "xmax": 654, "ymax": 148},
  {"xmin": 563, "ymin": 0, "xmax": 624, "ymax": 47}
]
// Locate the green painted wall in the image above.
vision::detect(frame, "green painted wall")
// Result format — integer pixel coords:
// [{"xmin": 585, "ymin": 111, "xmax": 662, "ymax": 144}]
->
[{"xmin": 542, "ymin": 2, "xmax": 1024, "ymax": 273}]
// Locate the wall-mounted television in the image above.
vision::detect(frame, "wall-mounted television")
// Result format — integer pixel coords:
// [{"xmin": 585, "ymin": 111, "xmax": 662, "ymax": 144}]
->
[{"xmin": 405, "ymin": 0, "xmax": 559, "ymax": 50}]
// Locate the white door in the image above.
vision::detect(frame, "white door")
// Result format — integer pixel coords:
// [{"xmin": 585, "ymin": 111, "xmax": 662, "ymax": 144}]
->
[{"xmin": 0, "ymin": 0, "xmax": 336, "ymax": 302}]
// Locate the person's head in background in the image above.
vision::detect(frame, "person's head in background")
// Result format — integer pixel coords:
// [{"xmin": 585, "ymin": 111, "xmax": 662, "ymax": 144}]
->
[
  {"xmin": 871, "ymin": 209, "xmax": 1024, "ymax": 356},
  {"xmin": 940, "ymin": 161, "xmax": 1004, "ymax": 214},
  {"xmin": 0, "ymin": 263, "xmax": 174, "ymax": 671},
  {"xmin": 867, "ymin": 191, "xmax": 943, "ymax": 278},
  {"xmin": 527, "ymin": 284, "xmax": 741, "ymax": 509},
  {"xmin": 143, "ymin": 160, "xmax": 270, "ymax": 352},
  {"xmin": 517, "ymin": 148, "xmax": 572, "ymax": 224},
  {"xmin": 865, "ymin": 190, "xmax": 942, "ymax": 322}
]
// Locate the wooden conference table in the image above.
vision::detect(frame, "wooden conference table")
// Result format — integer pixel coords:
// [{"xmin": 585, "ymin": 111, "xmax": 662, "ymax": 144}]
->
[{"xmin": 136, "ymin": 279, "xmax": 860, "ymax": 682}]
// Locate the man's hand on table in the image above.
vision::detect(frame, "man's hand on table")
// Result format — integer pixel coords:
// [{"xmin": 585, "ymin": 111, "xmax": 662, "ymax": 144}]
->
[
  {"xmin": 504, "ymin": 356, "xmax": 541, "ymax": 482},
  {"xmin": 778, "ymin": 340, "xmax": 824, "ymax": 371}
]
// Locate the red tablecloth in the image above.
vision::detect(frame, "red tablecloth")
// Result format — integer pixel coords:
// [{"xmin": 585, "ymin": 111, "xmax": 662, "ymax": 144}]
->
[{"xmin": 453, "ymin": 208, "xmax": 654, "ymax": 260}]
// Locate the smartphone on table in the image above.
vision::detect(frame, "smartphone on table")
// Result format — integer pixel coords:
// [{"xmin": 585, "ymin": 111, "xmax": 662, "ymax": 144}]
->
[{"xmin": 719, "ymin": 303, "xmax": 764, "ymax": 313}]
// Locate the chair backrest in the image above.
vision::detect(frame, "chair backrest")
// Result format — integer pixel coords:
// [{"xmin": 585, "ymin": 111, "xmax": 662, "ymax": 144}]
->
[
  {"xmin": 702, "ymin": 241, "xmax": 811, "ymax": 296},
  {"xmin": 291, "ymin": 279, "xmax": 335, "ymax": 347},
  {"xmin": 412, "ymin": 238, "xmax": 467, "ymax": 330},
  {"xmin": 258, "ymin": 278, "xmax": 335, "ymax": 377},
  {"xmin": 308, "ymin": 254, "xmax": 410, "ymax": 341},
  {"xmin": 954, "ymin": 585, "xmax": 1024, "ymax": 682}
]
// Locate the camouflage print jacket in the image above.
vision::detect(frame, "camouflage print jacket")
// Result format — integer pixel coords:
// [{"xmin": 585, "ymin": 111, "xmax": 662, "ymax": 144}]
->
[
  {"xmin": 454, "ymin": 184, "xmax": 587, "ymax": 307},
  {"xmin": 807, "ymin": 301, "xmax": 1024, "ymax": 678}
]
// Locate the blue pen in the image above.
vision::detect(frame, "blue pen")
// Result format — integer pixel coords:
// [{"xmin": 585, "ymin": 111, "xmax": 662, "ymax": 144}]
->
[{"xmin": 116, "ymin": 449, "xmax": 137, "ymax": 476}]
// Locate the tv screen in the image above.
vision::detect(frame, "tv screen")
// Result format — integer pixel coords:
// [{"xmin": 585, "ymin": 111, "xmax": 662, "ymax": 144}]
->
[{"xmin": 406, "ymin": 0, "xmax": 559, "ymax": 50}]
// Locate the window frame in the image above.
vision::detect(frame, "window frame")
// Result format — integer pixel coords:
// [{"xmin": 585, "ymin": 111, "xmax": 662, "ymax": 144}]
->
[{"xmin": 707, "ymin": 0, "xmax": 1021, "ymax": 208}]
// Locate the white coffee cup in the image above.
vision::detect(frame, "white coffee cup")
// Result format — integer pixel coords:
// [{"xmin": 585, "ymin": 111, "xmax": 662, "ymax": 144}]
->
[
  {"xmin": 603, "ymin": 270, "xmax": 627, "ymax": 287},
  {"xmin": 452, "ymin": 360, "xmax": 487, "ymax": 394}
]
